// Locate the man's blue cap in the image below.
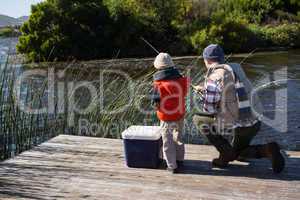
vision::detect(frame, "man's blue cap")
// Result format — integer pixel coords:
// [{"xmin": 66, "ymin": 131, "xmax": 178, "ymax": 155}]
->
[{"xmin": 203, "ymin": 44, "xmax": 225, "ymax": 63}]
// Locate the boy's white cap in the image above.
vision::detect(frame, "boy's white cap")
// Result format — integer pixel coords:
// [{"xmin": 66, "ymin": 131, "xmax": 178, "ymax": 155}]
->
[{"xmin": 154, "ymin": 53, "xmax": 174, "ymax": 69}]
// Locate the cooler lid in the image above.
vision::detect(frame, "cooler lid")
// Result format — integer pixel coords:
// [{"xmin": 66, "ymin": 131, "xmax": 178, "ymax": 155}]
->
[{"xmin": 122, "ymin": 126, "xmax": 162, "ymax": 141}]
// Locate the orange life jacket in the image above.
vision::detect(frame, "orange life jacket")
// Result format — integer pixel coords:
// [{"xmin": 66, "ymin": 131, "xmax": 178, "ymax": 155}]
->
[{"xmin": 153, "ymin": 67, "xmax": 188, "ymax": 121}]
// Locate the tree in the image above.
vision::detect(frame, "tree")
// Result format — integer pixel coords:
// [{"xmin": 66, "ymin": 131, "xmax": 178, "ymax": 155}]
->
[
  {"xmin": 190, "ymin": 19, "xmax": 258, "ymax": 54},
  {"xmin": 18, "ymin": 0, "xmax": 188, "ymax": 61},
  {"xmin": 17, "ymin": 0, "xmax": 117, "ymax": 62},
  {"xmin": 215, "ymin": 0, "xmax": 276, "ymax": 23},
  {"xmin": 104, "ymin": 0, "xmax": 189, "ymax": 56},
  {"xmin": 17, "ymin": 0, "xmax": 300, "ymax": 61}
]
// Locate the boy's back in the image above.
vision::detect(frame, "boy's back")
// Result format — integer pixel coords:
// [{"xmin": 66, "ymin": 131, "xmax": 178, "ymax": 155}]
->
[{"xmin": 154, "ymin": 74, "xmax": 188, "ymax": 121}]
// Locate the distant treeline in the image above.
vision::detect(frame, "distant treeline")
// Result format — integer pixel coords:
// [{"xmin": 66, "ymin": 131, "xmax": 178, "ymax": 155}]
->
[{"xmin": 17, "ymin": 0, "xmax": 300, "ymax": 62}]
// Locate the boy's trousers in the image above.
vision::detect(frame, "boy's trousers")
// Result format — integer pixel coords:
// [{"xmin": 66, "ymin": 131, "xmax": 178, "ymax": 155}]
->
[{"xmin": 160, "ymin": 119, "xmax": 185, "ymax": 169}]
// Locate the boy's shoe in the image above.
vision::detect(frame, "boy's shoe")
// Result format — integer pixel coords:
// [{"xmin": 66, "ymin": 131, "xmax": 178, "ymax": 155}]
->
[
  {"xmin": 167, "ymin": 167, "xmax": 180, "ymax": 174},
  {"xmin": 159, "ymin": 160, "xmax": 167, "ymax": 169},
  {"xmin": 176, "ymin": 160, "xmax": 184, "ymax": 168},
  {"xmin": 161, "ymin": 161, "xmax": 184, "ymax": 169}
]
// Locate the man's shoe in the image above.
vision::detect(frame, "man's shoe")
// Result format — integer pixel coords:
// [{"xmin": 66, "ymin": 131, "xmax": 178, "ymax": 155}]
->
[
  {"xmin": 212, "ymin": 149, "xmax": 238, "ymax": 168},
  {"xmin": 212, "ymin": 148, "xmax": 237, "ymax": 168},
  {"xmin": 236, "ymin": 156, "xmax": 250, "ymax": 162},
  {"xmin": 266, "ymin": 143, "xmax": 285, "ymax": 173},
  {"xmin": 212, "ymin": 157, "xmax": 229, "ymax": 168}
]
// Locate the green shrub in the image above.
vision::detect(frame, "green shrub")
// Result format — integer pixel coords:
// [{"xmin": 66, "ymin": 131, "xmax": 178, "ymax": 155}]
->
[
  {"xmin": 215, "ymin": 0, "xmax": 276, "ymax": 24},
  {"xmin": 190, "ymin": 20, "xmax": 258, "ymax": 54},
  {"xmin": 259, "ymin": 23, "xmax": 300, "ymax": 47}
]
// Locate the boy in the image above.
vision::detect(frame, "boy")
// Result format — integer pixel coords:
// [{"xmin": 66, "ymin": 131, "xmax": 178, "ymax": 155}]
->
[{"xmin": 152, "ymin": 53, "xmax": 189, "ymax": 174}]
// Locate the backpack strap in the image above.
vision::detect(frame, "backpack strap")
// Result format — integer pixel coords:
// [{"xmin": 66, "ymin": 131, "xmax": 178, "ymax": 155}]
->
[
  {"xmin": 207, "ymin": 64, "xmax": 254, "ymax": 125},
  {"xmin": 205, "ymin": 64, "xmax": 235, "ymax": 88},
  {"xmin": 222, "ymin": 64, "xmax": 253, "ymax": 123}
]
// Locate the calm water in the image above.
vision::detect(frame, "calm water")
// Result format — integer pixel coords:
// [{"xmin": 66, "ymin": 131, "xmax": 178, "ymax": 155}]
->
[
  {"xmin": 0, "ymin": 37, "xmax": 17, "ymax": 61},
  {"xmin": 224, "ymin": 51, "xmax": 300, "ymax": 149},
  {"xmin": 1, "ymin": 37, "xmax": 300, "ymax": 150}
]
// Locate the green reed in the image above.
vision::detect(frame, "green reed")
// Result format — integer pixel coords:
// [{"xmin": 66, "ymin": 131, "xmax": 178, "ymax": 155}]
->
[
  {"xmin": 0, "ymin": 56, "xmax": 206, "ymax": 160},
  {"xmin": 67, "ymin": 61, "xmax": 206, "ymax": 142},
  {"xmin": 0, "ymin": 56, "xmax": 63, "ymax": 160}
]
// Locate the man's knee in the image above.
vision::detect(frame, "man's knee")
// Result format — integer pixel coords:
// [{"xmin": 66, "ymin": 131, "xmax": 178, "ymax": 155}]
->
[{"xmin": 193, "ymin": 115, "xmax": 215, "ymax": 135}]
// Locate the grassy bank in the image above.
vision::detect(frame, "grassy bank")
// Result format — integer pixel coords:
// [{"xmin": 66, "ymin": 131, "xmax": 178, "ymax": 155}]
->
[{"xmin": 0, "ymin": 27, "xmax": 19, "ymax": 38}]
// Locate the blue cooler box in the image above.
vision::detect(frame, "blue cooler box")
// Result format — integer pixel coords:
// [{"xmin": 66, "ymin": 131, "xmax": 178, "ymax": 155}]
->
[{"xmin": 122, "ymin": 126, "xmax": 162, "ymax": 169}]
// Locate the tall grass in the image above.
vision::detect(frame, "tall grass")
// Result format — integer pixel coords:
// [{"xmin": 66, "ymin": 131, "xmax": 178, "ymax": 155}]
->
[
  {"xmin": 0, "ymin": 55, "xmax": 206, "ymax": 160},
  {"xmin": 66, "ymin": 66, "xmax": 159, "ymax": 138},
  {"xmin": 66, "ymin": 59, "xmax": 206, "ymax": 142},
  {"xmin": 0, "ymin": 56, "xmax": 63, "ymax": 160}
]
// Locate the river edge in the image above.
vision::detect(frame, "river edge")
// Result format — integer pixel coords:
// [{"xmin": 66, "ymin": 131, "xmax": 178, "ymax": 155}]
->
[
  {"xmin": 5, "ymin": 50, "xmax": 292, "ymax": 70},
  {"xmin": 1, "ymin": 36, "xmax": 295, "ymax": 69}
]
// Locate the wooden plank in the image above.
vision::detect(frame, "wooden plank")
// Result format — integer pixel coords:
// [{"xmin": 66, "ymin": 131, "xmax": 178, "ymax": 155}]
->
[{"xmin": 0, "ymin": 135, "xmax": 299, "ymax": 200}]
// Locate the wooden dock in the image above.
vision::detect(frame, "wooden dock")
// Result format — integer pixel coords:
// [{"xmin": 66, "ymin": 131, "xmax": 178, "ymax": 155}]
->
[{"xmin": 0, "ymin": 135, "xmax": 300, "ymax": 200}]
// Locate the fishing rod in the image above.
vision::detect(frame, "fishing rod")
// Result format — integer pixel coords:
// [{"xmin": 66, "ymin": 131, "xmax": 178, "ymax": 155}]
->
[
  {"xmin": 140, "ymin": 37, "xmax": 160, "ymax": 55},
  {"xmin": 240, "ymin": 48, "xmax": 258, "ymax": 64},
  {"xmin": 140, "ymin": 37, "xmax": 206, "ymax": 96},
  {"xmin": 139, "ymin": 38, "xmax": 264, "ymax": 106}
]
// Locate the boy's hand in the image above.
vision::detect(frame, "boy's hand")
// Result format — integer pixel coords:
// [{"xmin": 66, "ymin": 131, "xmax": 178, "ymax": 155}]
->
[
  {"xmin": 194, "ymin": 85, "xmax": 204, "ymax": 92},
  {"xmin": 191, "ymin": 84, "xmax": 204, "ymax": 93}
]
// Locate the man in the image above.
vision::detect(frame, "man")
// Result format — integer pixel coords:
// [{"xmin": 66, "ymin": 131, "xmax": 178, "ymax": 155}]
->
[
  {"xmin": 193, "ymin": 44, "xmax": 285, "ymax": 173},
  {"xmin": 152, "ymin": 53, "xmax": 189, "ymax": 173}
]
